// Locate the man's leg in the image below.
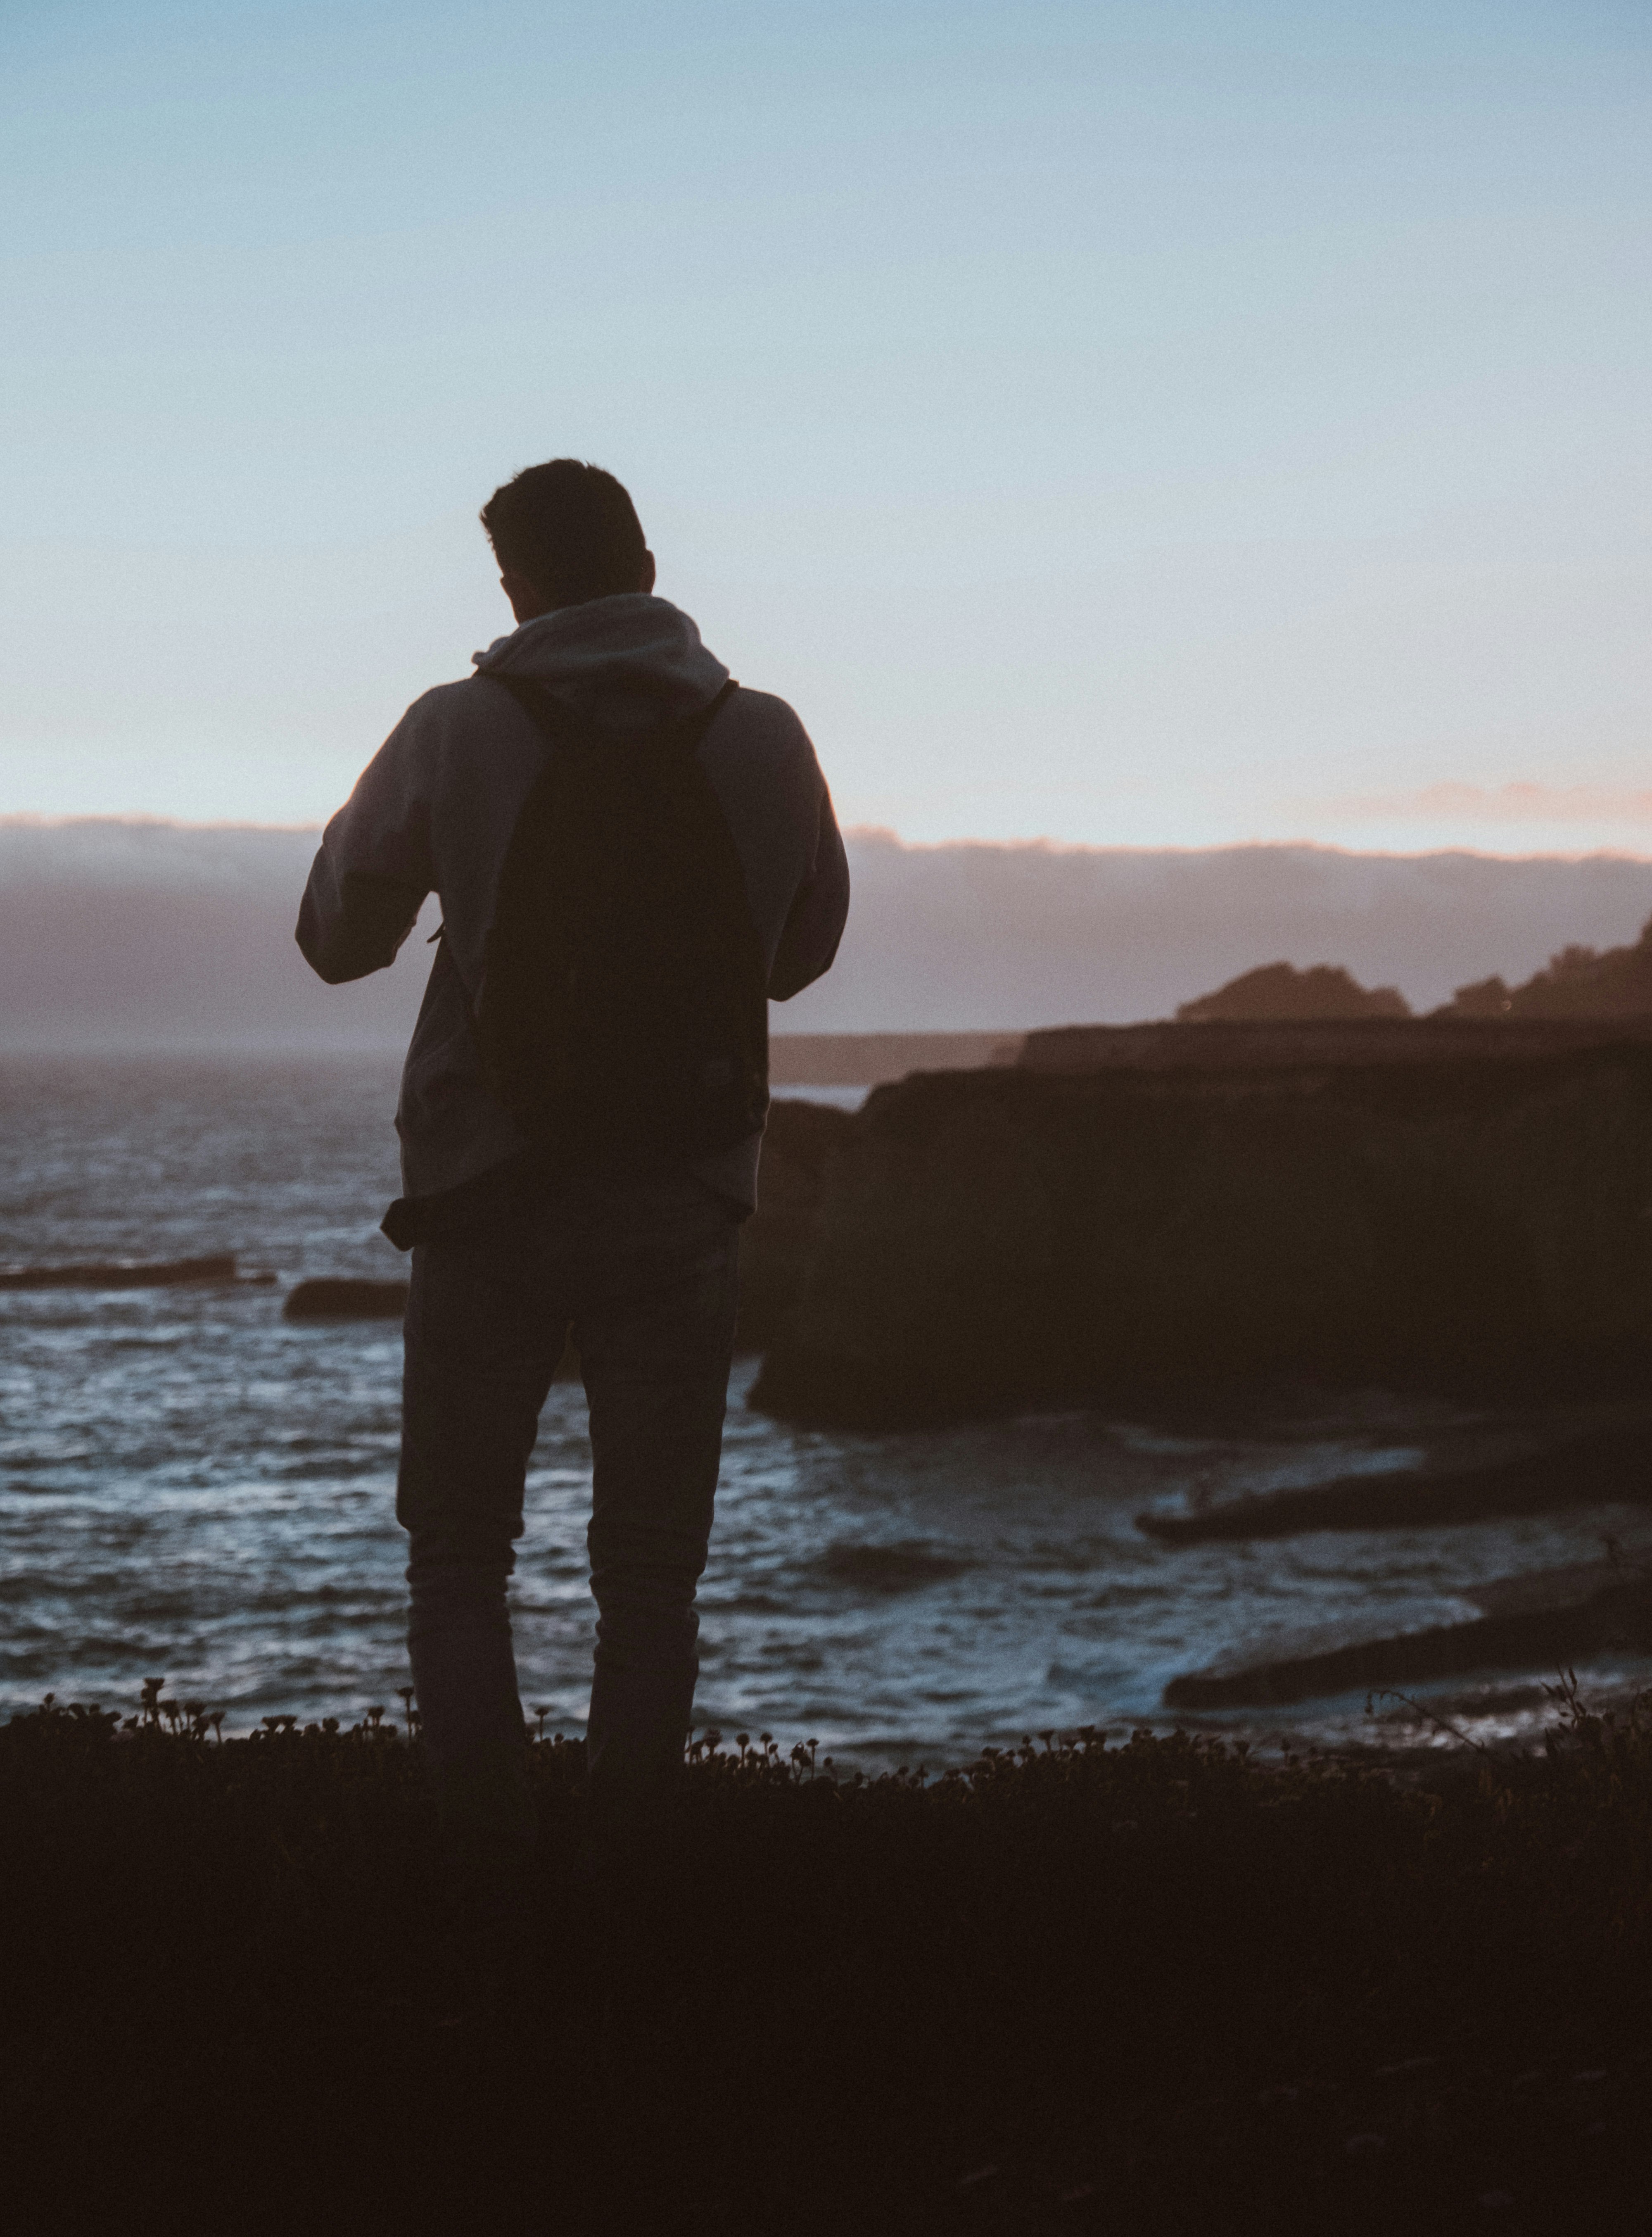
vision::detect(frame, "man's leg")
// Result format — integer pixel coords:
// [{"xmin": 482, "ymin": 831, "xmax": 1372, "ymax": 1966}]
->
[
  {"xmin": 576, "ymin": 1175, "xmax": 741, "ymax": 1850},
  {"xmin": 398, "ymin": 1211, "xmax": 570, "ymax": 1836}
]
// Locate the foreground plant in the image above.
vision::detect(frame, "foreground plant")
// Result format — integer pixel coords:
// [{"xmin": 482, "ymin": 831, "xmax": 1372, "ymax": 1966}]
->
[{"xmin": 2, "ymin": 1678, "xmax": 1650, "ymax": 2231}]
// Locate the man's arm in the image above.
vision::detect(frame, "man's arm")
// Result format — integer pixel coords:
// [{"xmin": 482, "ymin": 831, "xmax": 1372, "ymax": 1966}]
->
[
  {"xmin": 768, "ymin": 782, "xmax": 850, "ymax": 1001},
  {"xmin": 296, "ymin": 710, "xmax": 436, "ymax": 985}
]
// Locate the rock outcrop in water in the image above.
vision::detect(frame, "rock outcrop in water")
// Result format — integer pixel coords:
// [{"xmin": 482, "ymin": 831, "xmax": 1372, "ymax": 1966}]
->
[
  {"xmin": 284, "ymin": 1278, "xmax": 408, "ymax": 1321},
  {"xmin": 749, "ymin": 1034, "xmax": 1652, "ymax": 1431},
  {"xmin": 1163, "ymin": 1552, "xmax": 1652, "ymax": 1709},
  {"xmin": 1137, "ymin": 1409, "xmax": 1652, "ymax": 1544},
  {"xmin": 0, "ymin": 1253, "xmax": 251, "ymax": 1291}
]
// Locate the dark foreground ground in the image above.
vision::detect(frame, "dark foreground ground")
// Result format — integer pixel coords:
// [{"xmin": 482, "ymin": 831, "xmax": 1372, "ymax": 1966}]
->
[{"xmin": 4, "ymin": 1691, "xmax": 1651, "ymax": 2236}]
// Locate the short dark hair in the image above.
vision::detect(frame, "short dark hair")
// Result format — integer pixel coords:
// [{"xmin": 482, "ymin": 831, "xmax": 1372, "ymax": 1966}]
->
[{"xmin": 479, "ymin": 459, "xmax": 648, "ymax": 605}]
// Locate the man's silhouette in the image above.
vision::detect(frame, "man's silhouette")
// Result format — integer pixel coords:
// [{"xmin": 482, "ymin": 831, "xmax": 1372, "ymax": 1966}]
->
[{"xmin": 298, "ymin": 460, "xmax": 848, "ymax": 1854}]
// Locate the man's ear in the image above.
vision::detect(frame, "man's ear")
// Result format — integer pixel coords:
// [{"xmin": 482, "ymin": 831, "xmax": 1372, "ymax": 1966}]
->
[
  {"xmin": 639, "ymin": 549, "xmax": 657, "ymax": 595},
  {"xmin": 501, "ymin": 568, "xmax": 554, "ymax": 623}
]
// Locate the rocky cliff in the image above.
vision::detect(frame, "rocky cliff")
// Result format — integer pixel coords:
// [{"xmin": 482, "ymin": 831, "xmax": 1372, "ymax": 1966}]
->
[
  {"xmin": 770, "ymin": 1033, "xmax": 1021, "ymax": 1084},
  {"xmin": 1018, "ymin": 1015, "xmax": 1652, "ymax": 1074},
  {"xmin": 748, "ymin": 1043, "xmax": 1652, "ymax": 1431}
]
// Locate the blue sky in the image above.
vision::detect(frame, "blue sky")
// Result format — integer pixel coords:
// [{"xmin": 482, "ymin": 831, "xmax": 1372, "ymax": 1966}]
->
[{"xmin": 3, "ymin": 0, "xmax": 1649, "ymax": 850}]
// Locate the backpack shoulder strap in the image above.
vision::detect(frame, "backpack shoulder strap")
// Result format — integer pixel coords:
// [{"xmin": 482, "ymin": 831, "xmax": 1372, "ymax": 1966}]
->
[{"xmin": 672, "ymin": 678, "xmax": 740, "ymax": 748}]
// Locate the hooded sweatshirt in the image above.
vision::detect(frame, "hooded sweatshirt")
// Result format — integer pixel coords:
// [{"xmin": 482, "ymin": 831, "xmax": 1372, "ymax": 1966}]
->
[{"xmin": 296, "ymin": 594, "xmax": 849, "ymax": 1215}]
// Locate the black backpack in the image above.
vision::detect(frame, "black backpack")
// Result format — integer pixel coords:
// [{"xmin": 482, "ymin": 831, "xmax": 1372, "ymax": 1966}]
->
[{"xmin": 472, "ymin": 674, "xmax": 769, "ymax": 1166}]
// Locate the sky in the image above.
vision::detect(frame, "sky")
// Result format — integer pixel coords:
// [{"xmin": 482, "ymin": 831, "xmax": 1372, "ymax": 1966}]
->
[{"xmin": 3, "ymin": 0, "xmax": 1649, "ymax": 853}]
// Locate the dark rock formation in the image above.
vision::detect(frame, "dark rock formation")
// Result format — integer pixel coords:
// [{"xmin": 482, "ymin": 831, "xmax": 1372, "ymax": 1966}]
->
[
  {"xmin": 283, "ymin": 1278, "xmax": 408, "ymax": 1322},
  {"xmin": 1177, "ymin": 961, "xmax": 1410, "ymax": 1023},
  {"xmin": 1138, "ymin": 1411, "xmax": 1652, "ymax": 1544},
  {"xmin": 736, "ymin": 1098, "xmax": 854, "ymax": 1352},
  {"xmin": 771, "ymin": 1032, "xmax": 1021, "ymax": 1084},
  {"xmin": 1019, "ymin": 1015, "xmax": 1652, "ymax": 1075},
  {"xmin": 0, "ymin": 1253, "xmax": 243, "ymax": 1291},
  {"xmin": 749, "ymin": 1044, "xmax": 1652, "ymax": 1431},
  {"xmin": 812, "ymin": 1540, "xmax": 973, "ymax": 1593},
  {"xmin": 1163, "ymin": 1555, "xmax": 1652, "ymax": 1709}
]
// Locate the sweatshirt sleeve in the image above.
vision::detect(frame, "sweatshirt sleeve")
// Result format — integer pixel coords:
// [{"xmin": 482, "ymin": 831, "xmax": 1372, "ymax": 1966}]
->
[
  {"xmin": 768, "ymin": 780, "xmax": 850, "ymax": 1001},
  {"xmin": 295, "ymin": 706, "xmax": 437, "ymax": 986}
]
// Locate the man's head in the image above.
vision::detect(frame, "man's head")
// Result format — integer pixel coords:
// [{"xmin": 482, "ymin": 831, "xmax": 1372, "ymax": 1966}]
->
[{"xmin": 480, "ymin": 459, "xmax": 655, "ymax": 623}]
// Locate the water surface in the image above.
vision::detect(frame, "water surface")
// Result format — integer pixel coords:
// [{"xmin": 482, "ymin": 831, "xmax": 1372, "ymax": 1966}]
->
[{"xmin": 3, "ymin": 1054, "xmax": 1645, "ymax": 1764}]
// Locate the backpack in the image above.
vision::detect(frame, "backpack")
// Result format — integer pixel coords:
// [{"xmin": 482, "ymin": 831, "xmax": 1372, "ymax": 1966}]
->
[{"xmin": 472, "ymin": 673, "xmax": 769, "ymax": 1166}]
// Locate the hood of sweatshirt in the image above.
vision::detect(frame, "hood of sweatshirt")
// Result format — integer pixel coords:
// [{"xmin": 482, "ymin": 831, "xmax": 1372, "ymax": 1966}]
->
[{"xmin": 471, "ymin": 593, "xmax": 729, "ymax": 733}]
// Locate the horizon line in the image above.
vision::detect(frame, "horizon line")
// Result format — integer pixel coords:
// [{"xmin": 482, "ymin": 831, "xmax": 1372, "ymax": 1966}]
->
[{"xmin": 6, "ymin": 811, "xmax": 1652, "ymax": 869}]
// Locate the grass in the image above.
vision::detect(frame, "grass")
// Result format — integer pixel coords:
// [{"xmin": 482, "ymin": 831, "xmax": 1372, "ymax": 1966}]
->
[{"xmin": 3, "ymin": 1682, "xmax": 1651, "ymax": 2234}]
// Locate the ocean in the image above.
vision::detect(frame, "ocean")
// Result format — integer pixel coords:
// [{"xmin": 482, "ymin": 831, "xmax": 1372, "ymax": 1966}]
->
[{"xmin": 3, "ymin": 1053, "xmax": 1648, "ymax": 1766}]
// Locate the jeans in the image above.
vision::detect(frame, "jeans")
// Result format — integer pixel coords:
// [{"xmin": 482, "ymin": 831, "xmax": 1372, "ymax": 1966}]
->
[{"xmin": 396, "ymin": 1163, "xmax": 742, "ymax": 1835}]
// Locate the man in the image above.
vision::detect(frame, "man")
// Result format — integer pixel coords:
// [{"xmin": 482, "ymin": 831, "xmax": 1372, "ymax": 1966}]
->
[{"xmin": 297, "ymin": 459, "xmax": 849, "ymax": 1853}]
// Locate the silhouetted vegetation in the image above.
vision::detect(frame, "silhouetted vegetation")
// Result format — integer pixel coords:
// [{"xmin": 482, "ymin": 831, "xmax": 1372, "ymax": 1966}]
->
[
  {"xmin": 1177, "ymin": 916, "xmax": 1652, "ymax": 1029},
  {"xmin": 1439, "ymin": 914, "xmax": 1652, "ymax": 1021},
  {"xmin": 1170, "ymin": 917, "xmax": 1652, "ymax": 1028},
  {"xmin": 1177, "ymin": 960, "xmax": 1411, "ymax": 1022},
  {"xmin": 3, "ymin": 1680, "xmax": 1651, "ymax": 2230}
]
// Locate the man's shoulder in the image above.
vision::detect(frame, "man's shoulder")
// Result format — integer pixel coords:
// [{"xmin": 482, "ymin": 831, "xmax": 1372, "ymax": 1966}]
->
[
  {"xmin": 713, "ymin": 687, "xmax": 817, "ymax": 765},
  {"xmin": 401, "ymin": 673, "xmax": 494, "ymax": 729},
  {"xmin": 380, "ymin": 674, "xmax": 529, "ymax": 768},
  {"xmin": 699, "ymin": 689, "xmax": 827, "ymax": 856}
]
